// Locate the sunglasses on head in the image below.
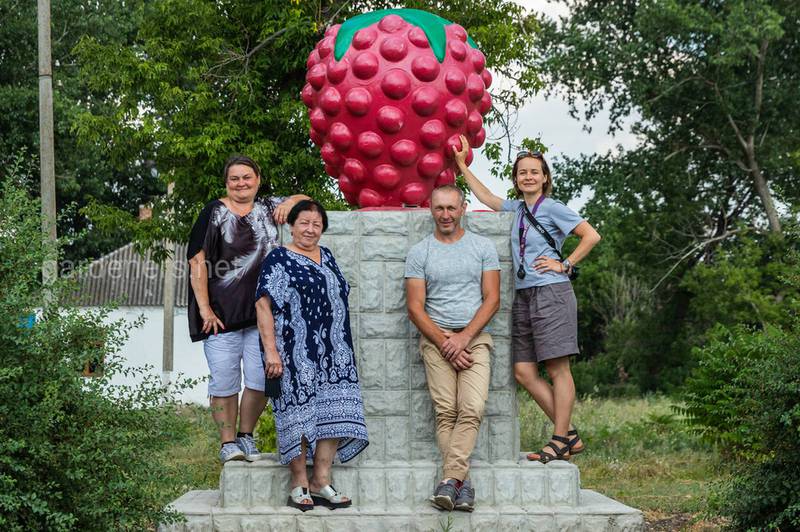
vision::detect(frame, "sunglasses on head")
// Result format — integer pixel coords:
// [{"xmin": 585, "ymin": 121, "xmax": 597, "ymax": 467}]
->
[{"xmin": 515, "ymin": 150, "xmax": 544, "ymax": 160}]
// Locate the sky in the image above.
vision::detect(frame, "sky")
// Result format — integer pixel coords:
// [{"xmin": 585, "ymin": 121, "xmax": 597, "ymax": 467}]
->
[{"xmin": 467, "ymin": 0, "xmax": 639, "ymax": 211}]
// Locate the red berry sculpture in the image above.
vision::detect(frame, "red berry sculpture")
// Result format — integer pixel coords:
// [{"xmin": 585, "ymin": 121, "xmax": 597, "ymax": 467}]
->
[{"xmin": 303, "ymin": 9, "xmax": 493, "ymax": 207}]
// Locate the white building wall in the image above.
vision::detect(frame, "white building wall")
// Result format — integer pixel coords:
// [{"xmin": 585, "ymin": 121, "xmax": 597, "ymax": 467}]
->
[{"xmin": 99, "ymin": 306, "xmax": 210, "ymax": 405}]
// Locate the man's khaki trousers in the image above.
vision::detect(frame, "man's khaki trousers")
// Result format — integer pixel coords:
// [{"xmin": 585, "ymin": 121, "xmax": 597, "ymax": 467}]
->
[{"xmin": 419, "ymin": 331, "xmax": 492, "ymax": 481}]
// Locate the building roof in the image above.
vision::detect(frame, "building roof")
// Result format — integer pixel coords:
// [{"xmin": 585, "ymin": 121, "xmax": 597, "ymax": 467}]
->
[{"xmin": 76, "ymin": 242, "xmax": 189, "ymax": 307}]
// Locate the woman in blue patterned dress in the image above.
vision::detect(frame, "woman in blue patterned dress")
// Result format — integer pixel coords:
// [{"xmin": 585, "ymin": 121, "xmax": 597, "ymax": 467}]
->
[{"xmin": 255, "ymin": 200, "xmax": 368, "ymax": 511}]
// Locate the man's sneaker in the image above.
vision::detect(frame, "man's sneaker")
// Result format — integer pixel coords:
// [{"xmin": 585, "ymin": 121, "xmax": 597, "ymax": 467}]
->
[
  {"xmin": 429, "ymin": 479, "xmax": 459, "ymax": 511},
  {"xmin": 219, "ymin": 442, "xmax": 245, "ymax": 463},
  {"xmin": 453, "ymin": 479, "xmax": 475, "ymax": 512},
  {"xmin": 235, "ymin": 434, "xmax": 262, "ymax": 462}
]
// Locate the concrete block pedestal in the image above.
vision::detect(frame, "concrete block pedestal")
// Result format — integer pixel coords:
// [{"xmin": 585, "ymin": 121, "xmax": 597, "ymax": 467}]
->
[{"xmin": 160, "ymin": 212, "xmax": 643, "ymax": 531}]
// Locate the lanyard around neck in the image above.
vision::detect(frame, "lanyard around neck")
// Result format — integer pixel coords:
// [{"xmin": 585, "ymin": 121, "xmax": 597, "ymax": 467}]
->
[{"xmin": 518, "ymin": 195, "xmax": 545, "ymax": 263}]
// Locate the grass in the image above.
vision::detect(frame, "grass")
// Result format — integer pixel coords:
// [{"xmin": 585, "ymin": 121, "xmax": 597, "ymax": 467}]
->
[
  {"xmin": 160, "ymin": 404, "xmax": 279, "ymax": 495},
  {"xmin": 519, "ymin": 392, "xmax": 727, "ymax": 528},
  {"xmin": 163, "ymin": 406, "xmax": 223, "ymax": 492},
  {"xmin": 164, "ymin": 395, "xmax": 726, "ymax": 528}
]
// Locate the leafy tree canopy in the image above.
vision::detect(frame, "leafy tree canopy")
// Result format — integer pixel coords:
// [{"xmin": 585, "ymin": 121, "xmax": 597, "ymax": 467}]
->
[
  {"xmin": 535, "ymin": 0, "xmax": 800, "ymax": 391},
  {"xmin": 0, "ymin": 0, "xmax": 164, "ymax": 263},
  {"xmin": 538, "ymin": 0, "xmax": 800, "ymax": 234}
]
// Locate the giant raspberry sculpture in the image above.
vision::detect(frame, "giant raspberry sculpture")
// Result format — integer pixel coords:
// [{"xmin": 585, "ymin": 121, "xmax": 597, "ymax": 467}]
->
[{"xmin": 302, "ymin": 9, "xmax": 493, "ymax": 207}]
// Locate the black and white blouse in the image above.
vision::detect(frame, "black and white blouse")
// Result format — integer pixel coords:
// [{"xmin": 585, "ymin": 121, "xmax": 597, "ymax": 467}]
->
[{"xmin": 187, "ymin": 196, "xmax": 284, "ymax": 342}]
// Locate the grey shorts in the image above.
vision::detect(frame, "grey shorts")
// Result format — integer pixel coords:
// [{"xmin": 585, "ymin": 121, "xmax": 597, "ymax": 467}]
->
[
  {"xmin": 512, "ymin": 282, "xmax": 579, "ymax": 363},
  {"xmin": 203, "ymin": 326, "xmax": 265, "ymax": 397}
]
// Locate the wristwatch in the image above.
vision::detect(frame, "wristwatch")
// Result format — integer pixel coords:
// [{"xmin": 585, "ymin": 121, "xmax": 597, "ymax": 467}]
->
[{"xmin": 561, "ymin": 258, "xmax": 573, "ymax": 274}]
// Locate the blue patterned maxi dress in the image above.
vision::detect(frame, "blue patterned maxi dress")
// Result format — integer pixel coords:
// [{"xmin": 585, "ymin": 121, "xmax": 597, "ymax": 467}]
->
[{"xmin": 256, "ymin": 246, "xmax": 369, "ymax": 464}]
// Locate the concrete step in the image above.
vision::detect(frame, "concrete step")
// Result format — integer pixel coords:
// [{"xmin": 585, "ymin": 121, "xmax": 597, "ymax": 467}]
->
[
  {"xmin": 159, "ymin": 488, "xmax": 644, "ymax": 531},
  {"xmin": 219, "ymin": 454, "xmax": 581, "ymax": 509}
]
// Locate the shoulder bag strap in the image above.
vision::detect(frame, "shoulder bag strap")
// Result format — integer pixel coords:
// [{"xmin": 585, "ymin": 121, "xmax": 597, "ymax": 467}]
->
[{"xmin": 518, "ymin": 204, "xmax": 565, "ymax": 261}]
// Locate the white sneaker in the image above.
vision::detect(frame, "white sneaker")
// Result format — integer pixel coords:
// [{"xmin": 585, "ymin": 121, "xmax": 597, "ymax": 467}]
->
[
  {"xmin": 235, "ymin": 434, "xmax": 262, "ymax": 462},
  {"xmin": 219, "ymin": 442, "xmax": 245, "ymax": 463}
]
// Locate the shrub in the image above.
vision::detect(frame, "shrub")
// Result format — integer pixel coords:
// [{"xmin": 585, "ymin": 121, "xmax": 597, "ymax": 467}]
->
[
  {"xmin": 681, "ymin": 228, "xmax": 800, "ymax": 344},
  {"xmin": 255, "ymin": 405, "xmax": 278, "ymax": 454},
  {"xmin": 573, "ymin": 222, "xmax": 799, "ymax": 396},
  {"xmin": 0, "ymin": 156, "xmax": 196, "ymax": 530},
  {"xmin": 681, "ymin": 302, "xmax": 800, "ymax": 529},
  {"xmin": 571, "ymin": 353, "xmax": 639, "ymax": 398}
]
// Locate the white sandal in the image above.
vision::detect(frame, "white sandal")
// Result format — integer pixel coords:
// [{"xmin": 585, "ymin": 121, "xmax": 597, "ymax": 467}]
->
[
  {"xmin": 287, "ymin": 486, "xmax": 314, "ymax": 512},
  {"xmin": 310, "ymin": 484, "xmax": 351, "ymax": 509}
]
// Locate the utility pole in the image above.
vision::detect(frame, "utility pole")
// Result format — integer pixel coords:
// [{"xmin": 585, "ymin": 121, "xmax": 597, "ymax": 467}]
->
[
  {"xmin": 162, "ymin": 183, "xmax": 176, "ymax": 391},
  {"xmin": 38, "ymin": 0, "xmax": 57, "ymax": 288}
]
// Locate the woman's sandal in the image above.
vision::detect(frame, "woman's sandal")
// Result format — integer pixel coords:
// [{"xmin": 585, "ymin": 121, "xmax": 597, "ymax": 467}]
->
[
  {"xmin": 310, "ymin": 484, "xmax": 352, "ymax": 509},
  {"xmin": 537, "ymin": 434, "xmax": 571, "ymax": 464},
  {"xmin": 567, "ymin": 428, "xmax": 585, "ymax": 456},
  {"xmin": 526, "ymin": 428, "xmax": 583, "ymax": 461},
  {"xmin": 287, "ymin": 486, "xmax": 314, "ymax": 512}
]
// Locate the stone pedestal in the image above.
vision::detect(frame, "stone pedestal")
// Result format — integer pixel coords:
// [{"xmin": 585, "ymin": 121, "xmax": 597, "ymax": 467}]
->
[{"xmin": 160, "ymin": 211, "xmax": 643, "ymax": 531}]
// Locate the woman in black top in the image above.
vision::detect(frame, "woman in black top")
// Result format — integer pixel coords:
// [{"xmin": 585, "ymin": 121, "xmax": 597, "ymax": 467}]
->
[{"xmin": 187, "ymin": 154, "xmax": 308, "ymax": 463}]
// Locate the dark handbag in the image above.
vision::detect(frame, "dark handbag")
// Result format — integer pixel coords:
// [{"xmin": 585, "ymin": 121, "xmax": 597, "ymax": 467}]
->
[
  {"xmin": 264, "ymin": 376, "xmax": 282, "ymax": 399},
  {"xmin": 519, "ymin": 204, "xmax": 579, "ymax": 281},
  {"xmin": 260, "ymin": 336, "xmax": 283, "ymax": 399}
]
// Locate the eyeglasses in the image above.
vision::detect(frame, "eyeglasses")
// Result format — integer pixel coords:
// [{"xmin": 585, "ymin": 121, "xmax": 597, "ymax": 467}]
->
[{"xmin": 515, "ymin": 150, "xmax": 543, "ymax": 160}]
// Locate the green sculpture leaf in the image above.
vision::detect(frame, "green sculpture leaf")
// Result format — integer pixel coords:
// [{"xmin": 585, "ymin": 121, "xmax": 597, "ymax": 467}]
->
[{"xmin": 333, "ymin": 8, "xmax": 478, "ymax": 62}]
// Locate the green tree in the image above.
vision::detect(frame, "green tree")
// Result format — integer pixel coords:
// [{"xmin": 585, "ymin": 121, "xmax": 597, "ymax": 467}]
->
[
  {"xmin": 71, "ymin": 0, "xmax": 540, "ymax": 252},
  {"xmin": 682, "ymin": 259, "xmax": 800, "ymax": 530},
  {"xmin": 0, "ymin": 0, "xmax": 164, "ymax": 263},
  {"xmin": 0, "ymin": 154, "xmax": 196, "ymax": 531},
  {"xmin": 534, "ymin": 1, "xmax": 800, "ymax": 391},
  {"xmin": 539, "ymin": 0, "xmax": 799, "ymax": 235}
]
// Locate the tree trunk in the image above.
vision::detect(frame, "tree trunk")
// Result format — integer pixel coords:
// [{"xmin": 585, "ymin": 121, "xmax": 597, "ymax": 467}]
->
[
  {"xmin": 750, "ymin": 165, "xmax": 781, "ymax": 234},
  {"xmin": 747, "ymin": 40, "xmax": 781, "ymax": 234},
  {"xmin": 746, "ymin": 141, "xmax": 782, "ymax": 234}
]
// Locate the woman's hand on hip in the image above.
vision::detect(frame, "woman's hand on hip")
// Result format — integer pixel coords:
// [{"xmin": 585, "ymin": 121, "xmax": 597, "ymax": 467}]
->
[
  {"xmin": 199, "ymin": 305, "xmax": 225, "ymax": 335},
  {"xmin": 264, "ymin": 349, "xmax": 283, "ymax": 378},
  {"xmin": 533, "ymin": 256, "xmax": 565, "ymax": 274}
]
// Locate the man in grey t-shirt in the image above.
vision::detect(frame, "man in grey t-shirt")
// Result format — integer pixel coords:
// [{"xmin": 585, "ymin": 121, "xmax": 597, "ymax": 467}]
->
[{"xmin": 405, "ymin": 185, "xmax": 501, "ymax": 512}]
